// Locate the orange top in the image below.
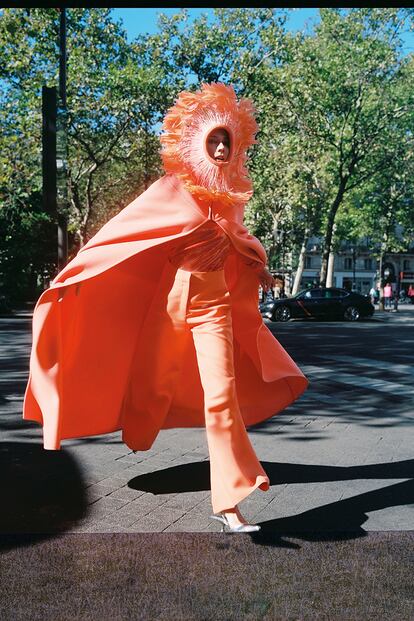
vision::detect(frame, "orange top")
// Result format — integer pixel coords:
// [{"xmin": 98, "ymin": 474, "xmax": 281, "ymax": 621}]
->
[{"xmin": 168, "ymin": 218, "xmax": 264, "ymax": 273}]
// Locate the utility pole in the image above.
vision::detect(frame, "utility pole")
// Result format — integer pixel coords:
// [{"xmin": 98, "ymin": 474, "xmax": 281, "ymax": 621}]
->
[
  {"xmin": 352, "ymin": 245, "xmax": 356, "ymax": 291},
  {"xmin": 56, "ymin": 8, "xmax": 68, "ymax": 271}
]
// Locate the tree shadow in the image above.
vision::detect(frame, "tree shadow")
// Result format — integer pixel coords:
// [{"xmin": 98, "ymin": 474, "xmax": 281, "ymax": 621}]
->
[
  {"xmin": 249, "ymin": 395, "xmax": 414, "ymax": 434},
  {"xmin": 0, "ymin": 442, "xmax": 87, "ymax": 551},
  {"xmin": 0, "ymin": 417, "xmax": 38, "ymax": 432}
]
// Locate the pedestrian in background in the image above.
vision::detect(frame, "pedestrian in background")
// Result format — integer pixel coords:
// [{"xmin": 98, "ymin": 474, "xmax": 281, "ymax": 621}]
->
[
  {"xmin": 384, "ymin": 283, "xmax": 392, "ymax": 309},
  {"xmin": 408, "ymin": 284, "xmax": 414, "ymax": 304},
  {"xmin": 393, "ymin": 290, "xmax": 399, "ymax": 312}
]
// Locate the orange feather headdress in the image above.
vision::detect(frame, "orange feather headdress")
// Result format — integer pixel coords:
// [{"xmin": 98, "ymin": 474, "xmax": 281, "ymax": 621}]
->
[{"xmin": 160, "ymin": 82, "xmax": 258, "ymax": 207}]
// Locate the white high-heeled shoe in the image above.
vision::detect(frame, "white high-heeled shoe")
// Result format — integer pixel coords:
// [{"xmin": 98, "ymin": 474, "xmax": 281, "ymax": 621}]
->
[{"xmin": 210, "ymin": 513, "xmax": 261, "ymax": 533}]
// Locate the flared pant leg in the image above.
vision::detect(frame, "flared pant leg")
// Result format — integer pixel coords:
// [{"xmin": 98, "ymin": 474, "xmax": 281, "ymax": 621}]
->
[
  {"xmin": 176, "ymin": 268, "xmax": 270, "ymax": 514},
  {"xmin": 123, "ymin": 263, "xmax": 269, "ymax": 512}
]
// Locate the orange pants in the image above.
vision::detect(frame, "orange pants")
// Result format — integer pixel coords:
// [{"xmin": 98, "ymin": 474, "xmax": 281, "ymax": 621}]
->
[{"xmin": 123, "ymin": 263, "xmax": 270, "ymax": 513}]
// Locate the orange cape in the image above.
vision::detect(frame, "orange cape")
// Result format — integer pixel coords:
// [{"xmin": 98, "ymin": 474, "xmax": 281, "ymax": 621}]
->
[{"xmin": 23, "ymin": 174, "xmax": 308, "ymax": 450}]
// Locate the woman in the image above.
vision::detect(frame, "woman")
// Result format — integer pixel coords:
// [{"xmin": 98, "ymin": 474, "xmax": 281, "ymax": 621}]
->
[
  {"xmin": 384, "ymin": 283, "xmax": 393, "ymax": 309},
  {"xmin": 408, "ymin": 284, "xmax": 414, "ymax": 304},
  {"xmin": 23, "ymin": 83, "xmax": 308, "ymax": 533},
  {"xmin": 369, "ymin": 286, "xmax": 378, "ymax": 306}
]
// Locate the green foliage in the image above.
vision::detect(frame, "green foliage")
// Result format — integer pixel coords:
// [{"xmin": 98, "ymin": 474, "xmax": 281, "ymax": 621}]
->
[
  {"xmin": 1, "ymin": 7, "xmax": 413, "ymax": 304},
  {"xmin": 248, "ymin": 8, "xmax": 414, "ymax": 282},
  {"xmin": 0, "ymin": 8, "xmax": 175, "ymax": 301}
]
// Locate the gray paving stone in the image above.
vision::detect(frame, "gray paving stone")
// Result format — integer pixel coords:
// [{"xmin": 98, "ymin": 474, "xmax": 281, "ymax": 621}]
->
[
  {"xmin": 161, "ymin": 513, "xmax": 211, "ymax": 532},
  {"xmin": 88, "ymin": 476, "xmax": 131, "ymax": 493},
  {"xmin": 2, "ymin": 308, "xmax": 414, "ymax": 534},
  {"xmin": 105, "ymin": 504, "xmax": 145, "ymax": 523},
  {"xmin": 80, "ymin": 520, "xmax": 129, "ymax": 533},
  {"xmin": 107, "ymin": 487, "xmax": 146, "ymax": 502},
  {"xmin": 160, "ymin": 493, "xmax": 210, "ymax": 514},
  {"xmin": 86, "ymin": 495, "xmax": 130, "ymax": 516},
  {"xmin": 127, "ymin": 519, "xmax": 173, "ymax": 533},
  {"xmin": 121, "ymin": 494, "xmax": 172, "ymax": 520},
  {"xmin": 85, "ymin": 489, "xmax": 107, "ymax": 505},
  {"xmin": 141, "ymin": 506, "xmax": 187, "ymax": 526},
  {"xmin": 87, "ymin": 482, "xmax": 122, "ymax": 498},
  {"xmin": 96, "ymin": 511, "xmax": 145, "ymax": 529}
]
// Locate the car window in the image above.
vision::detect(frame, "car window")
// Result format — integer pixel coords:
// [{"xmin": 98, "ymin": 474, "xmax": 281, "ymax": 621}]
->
[
  {"xmin": 323, "ymin": 288, "xmax": 342, "ymax": 298},
  {"xmin": 305, "ymin": 289, "xmax": 323, "ymax": 299}
]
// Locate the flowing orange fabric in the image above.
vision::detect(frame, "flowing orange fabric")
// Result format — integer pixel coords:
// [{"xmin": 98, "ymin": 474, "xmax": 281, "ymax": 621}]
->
[{"xmin": 23, "ymin": 174, "xmax": 308, "ymax": 451}]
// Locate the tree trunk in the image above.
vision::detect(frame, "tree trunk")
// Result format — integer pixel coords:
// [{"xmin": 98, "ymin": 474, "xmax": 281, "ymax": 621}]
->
[
  {"xmin": 285, "ymin": 249, "xmax": 293, "ymax": 296},
  {"xmin": 75, "ymin": 227, "xmax": 85, "ymax": 248},
  {"xmin": 326, "ymin": 251, "xmax": 335, "ymax": 287},
  {"xmin": 292, "ymin": 228, "xmax": 310, "ymax": 295},
  {"xmin": 319, "ymin": 180, "xmax": 347, "ymax": 286}
]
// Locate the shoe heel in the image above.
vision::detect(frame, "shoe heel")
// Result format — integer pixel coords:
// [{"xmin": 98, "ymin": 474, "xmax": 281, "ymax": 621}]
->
[{"xmin": 210, "ymin": 513, "xmax": 228, "ymax": 532}]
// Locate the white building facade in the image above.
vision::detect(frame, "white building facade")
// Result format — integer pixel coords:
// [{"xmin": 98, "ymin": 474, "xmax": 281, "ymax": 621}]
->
[{"xmin": 291, "ymin": 238, "xmax": 414, "ymax": 295}]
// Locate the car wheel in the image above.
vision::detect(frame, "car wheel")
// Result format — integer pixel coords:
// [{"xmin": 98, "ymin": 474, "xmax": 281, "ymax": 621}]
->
[
  {"xmin": 273, "ymin": 305, "xmax": 291, "ymax": 322},
  {"xmin": 343, "ymin": 305, "xmax": 360, "ymax": 321}
]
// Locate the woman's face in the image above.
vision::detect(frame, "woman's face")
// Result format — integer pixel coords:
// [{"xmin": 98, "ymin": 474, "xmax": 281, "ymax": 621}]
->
[{"xmin": 206, "ymin": 128, "xmax": 230, "ymax": 162}]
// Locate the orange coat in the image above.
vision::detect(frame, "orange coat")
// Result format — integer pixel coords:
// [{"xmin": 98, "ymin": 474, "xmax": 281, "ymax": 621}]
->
[{"xmin": 23, "ymin": 174, "xmax": 308, "ymax": 449}]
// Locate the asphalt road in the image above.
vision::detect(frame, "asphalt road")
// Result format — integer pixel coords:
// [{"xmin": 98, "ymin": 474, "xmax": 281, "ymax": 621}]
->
[{"xmin": 0, "ymin": 305, "xmax": 413, "ymax": 535}]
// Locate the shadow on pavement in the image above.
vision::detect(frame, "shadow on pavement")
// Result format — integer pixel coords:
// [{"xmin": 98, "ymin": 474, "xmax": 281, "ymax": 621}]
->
[
  {"xmin": 128, "ymin": 458, "xmax": 414, "ymax": 542},
  {"xmin": 255, "ymin": 478, "xmax": 414, "ymax": 545},
  {"xmin": 129, "ymin": 460, "xmax": 211, "ymax": 494},
  {"xmin": 0, "ymin": 442, "xmax": 87, "ymax": 551},
  {"xmin": 266, "ymin": 458, "xmax": 414, "ymax": 482}
]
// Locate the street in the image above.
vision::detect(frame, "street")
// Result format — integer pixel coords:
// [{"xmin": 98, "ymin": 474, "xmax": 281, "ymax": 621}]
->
[{"xmin": 1, "ymin": 306, "xmax": 413, "ymax": 535}]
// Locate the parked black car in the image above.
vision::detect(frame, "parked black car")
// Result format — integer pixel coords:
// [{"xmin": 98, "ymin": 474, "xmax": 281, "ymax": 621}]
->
[{"xmin": 260, "ymin": 287, "xmax": 375, "ymax": 322}]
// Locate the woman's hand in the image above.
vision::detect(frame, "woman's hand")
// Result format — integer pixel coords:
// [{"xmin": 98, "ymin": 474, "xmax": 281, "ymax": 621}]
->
[{"xmin": 257, "ymin": 266, "xmax": 276, "ymax": 293}]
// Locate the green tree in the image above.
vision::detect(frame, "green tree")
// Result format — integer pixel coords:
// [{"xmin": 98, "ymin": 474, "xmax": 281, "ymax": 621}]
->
[
  {"xmin": 306, "ymin": 10, "xmax": 411, "ymax": 285},
  {"xmin": 0, "ymin": 8, "xmax": 174, "ymax": 306},
  {"xmin": 248, "ymin": 8, "xmax": 413, "ymax": 287},
  {"xmin": 344, "ymin": 127, "xmax": 414, "ymax": 308}
]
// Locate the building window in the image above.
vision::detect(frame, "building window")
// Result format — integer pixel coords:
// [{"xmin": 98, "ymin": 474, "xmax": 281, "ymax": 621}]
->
[
  {"xmin": 305, "ymin": 256, "xmax": 312, "ymax": 269},
  {"xmin": 403, "ymin": 259, "xmax": 410, "ymax": 270},
  {"xmin": 344, "ymin": 257, "xmax": 352, "ymax": 270},
  {"xmin": 364, "ymin": 258, "xmax": 373, "ymax": 270}
]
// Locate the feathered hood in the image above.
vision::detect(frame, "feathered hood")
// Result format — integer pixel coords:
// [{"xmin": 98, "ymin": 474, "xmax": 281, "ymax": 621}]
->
[{"xmin": 160, "ymin": 82, "xmax": 258, "ymax": 207}]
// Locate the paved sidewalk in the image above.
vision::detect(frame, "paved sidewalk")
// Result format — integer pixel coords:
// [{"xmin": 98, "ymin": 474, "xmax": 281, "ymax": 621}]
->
[{"xmin": 1, "ymin": 306, "xmax": 413, "ymax": 534}]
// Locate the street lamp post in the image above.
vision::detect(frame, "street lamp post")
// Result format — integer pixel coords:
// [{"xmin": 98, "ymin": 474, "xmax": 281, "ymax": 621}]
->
[
  {"xmin": 280, "ymin": 229, "xmax": 285, "ymax": 286},
  {"xmin": 56, "ymin": 8, "xmax": 68, "ymax": 271},
  {"xmin": 352, "ymin": 245, "xmax": 356, "ymax": 291}
]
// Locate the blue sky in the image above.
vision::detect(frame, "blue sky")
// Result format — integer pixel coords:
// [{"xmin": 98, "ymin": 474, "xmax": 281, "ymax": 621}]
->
[
  {"xmin": 111, "ymin": 8, "xmax": 322, "ymax": 39},
  {"xmin": 110, "ymin": 7, "xmax": 414, "ymax": 54}
]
